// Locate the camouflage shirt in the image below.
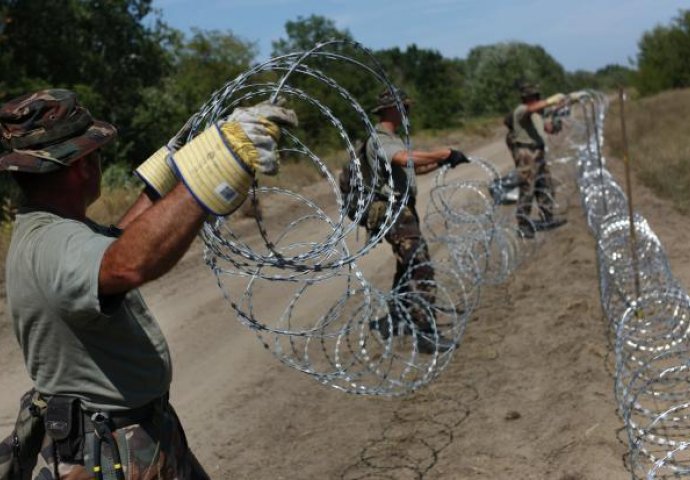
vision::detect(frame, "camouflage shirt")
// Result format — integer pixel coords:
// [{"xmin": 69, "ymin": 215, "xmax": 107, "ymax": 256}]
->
[{"xmin": 6, "ymin": 211, "xmax": 172, "ymax": 411}]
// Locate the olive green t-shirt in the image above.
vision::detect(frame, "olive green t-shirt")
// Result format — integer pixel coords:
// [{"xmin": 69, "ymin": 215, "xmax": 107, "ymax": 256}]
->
[
  {"xmin": 512, "ymin": 104, "xmax": 546, "ymax": 148},
  {"xmin": 6, "ymin": 211, "xmax": 172, "ymax": 411},
  {"xmin": 365, "ymin": 124, "xmax": 417, "ymax": 199}
]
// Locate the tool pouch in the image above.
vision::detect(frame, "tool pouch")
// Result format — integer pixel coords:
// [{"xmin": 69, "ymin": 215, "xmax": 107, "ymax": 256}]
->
[
  {"xmin": 365, "ymin": 200, "xmax": 388, "ymax": 236},
  {"xmin": 0, "ymin": 390, "xmax": 46, "ymax": 480},
  {"xmin": 45, "ymin": 396, "xmax": 84, "ymax": 463}
]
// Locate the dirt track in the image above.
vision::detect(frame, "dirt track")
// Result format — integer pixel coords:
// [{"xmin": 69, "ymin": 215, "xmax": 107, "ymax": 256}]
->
[{"xmin": 2, "ymin": 132, "xmax": 689, "ymax": 479}]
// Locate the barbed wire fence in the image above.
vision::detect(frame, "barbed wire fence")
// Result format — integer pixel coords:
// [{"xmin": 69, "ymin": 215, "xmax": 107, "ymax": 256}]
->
[
  {"xmin": 570, "ymin": 91, "xmax": 690, "ymax": 479},
  {"xmin": 167, "ymin": 40, "xmax": 565, "ymax": 397},
  {"xmin": 172, "ymin": 40, "xmax": 690, "ymax": 477}
]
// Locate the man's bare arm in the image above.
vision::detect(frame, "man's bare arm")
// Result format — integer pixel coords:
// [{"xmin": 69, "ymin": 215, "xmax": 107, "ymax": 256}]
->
[
  {"xmin": 100, "ymin": 183, "xmax": 206, "ymax": 295},
  {"xmin": 116, "ymin": 187, "xmax": 158, "ymax": 229},
  {"xmin": 391, "ymin": 148, "xmax": 451, "ymax": 167}
]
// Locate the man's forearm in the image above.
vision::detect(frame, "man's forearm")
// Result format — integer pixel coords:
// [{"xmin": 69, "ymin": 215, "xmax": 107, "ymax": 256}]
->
[
  {"xmin": 100, "ymin": 183, "xmax": 206, "ymax": 295},
  {"xmin": 392, "ymin": 148, "xmax": 450, "ymax": 167},
  {"xmin": 117, "ymin": 187, "xmax": 158, "ymax": 229}
]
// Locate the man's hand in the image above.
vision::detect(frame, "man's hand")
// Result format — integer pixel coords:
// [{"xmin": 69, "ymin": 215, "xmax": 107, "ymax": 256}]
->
[
  {"xmin": 439, "ymin": 149, "xmax": 470, "ymax": 168},
  {"xmin": 172, "ymin": 102, "xmax": 298, "ymax": 215}
]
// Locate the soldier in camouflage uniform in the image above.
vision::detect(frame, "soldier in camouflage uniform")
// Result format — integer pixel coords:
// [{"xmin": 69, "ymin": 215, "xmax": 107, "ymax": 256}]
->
[
  {"xmin": 365, "ymin": 89, "xmax": 469, "ymax": 354},
  {"xmin": 0, "ymin": 89, "xmax": 296, "ymax": 479},
  {"xmin": 510, "ymin": 83, "xmax": 569, "ymax": 238}
]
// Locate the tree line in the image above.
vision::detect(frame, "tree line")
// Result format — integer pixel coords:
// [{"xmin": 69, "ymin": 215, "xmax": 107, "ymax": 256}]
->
[{"xmin": 0, "ymin": 1, "xmax": 685, "ymax": 169}]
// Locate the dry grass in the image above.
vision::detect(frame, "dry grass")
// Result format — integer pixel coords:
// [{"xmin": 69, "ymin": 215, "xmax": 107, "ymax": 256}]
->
[{"xmin": 606, "ymin": 88, "xmax": 690, "ymax": 213}]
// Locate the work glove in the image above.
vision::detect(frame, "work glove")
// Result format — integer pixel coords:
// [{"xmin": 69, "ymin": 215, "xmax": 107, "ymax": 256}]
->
[
  {"xmin": 439, "ymin": 149, "xmax": 470, "ymax": 168},
  {"xmin": 545, "ymin": 93, "xmax": 567, "ymax": 107},
  {"xmin": 172, "ymin": 102, "xmax": 298, "ymax": 215},
  {"xmin": 568, "ymin": 91, "xmax": 590, "ymax": 102},
  {"xmin": 135, "ymin": 115, "xmax": 200, "ymax": 198}
]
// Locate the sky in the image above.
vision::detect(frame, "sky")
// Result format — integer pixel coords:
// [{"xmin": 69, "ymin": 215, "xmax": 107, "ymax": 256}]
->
[{"xmin": 155, "ymin": 0, "xmax": 688, "ymax": 72}]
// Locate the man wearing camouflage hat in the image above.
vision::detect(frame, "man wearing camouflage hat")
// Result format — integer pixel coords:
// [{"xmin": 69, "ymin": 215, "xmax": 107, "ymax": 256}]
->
[
  {"xmin": 510, "ymin": 82, "xmax": 568, "ymax": 238},
  {"xmin": 0, "ymin": 88, "xmax": 296, "ymax": 479},
  {"xmin": 364, "ymin": 89, "xmax": 469, "ymax": 354}
]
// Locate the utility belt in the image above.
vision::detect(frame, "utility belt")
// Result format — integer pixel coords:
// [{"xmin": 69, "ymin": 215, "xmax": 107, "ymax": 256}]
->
[
  {"xmin": 45, "ymin": 393, "xmax": 168, "ymax": 474},
  {"xmin": 0, "ymin": 389, "xmax": 168, "ymax": 480},
  {"xmin": 513, "ymin": 142, "xmax": 544, "ymax": 151}
]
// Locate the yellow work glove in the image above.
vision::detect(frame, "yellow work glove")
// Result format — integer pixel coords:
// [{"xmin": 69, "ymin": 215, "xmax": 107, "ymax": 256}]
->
[
  {"xmin": 545, "ymin": 92, "xmax": 567, "ymax": 107},
  {"xmin": 135, "ymin": 145, "xmax": 176, "ymax": 197},
  {"xmin": 171, "ymin": 103, "xmax": 298, "ymax": 215},
  {"xmin": 135, "ymin": 115, "xmax": 199, "ymax": 198}
]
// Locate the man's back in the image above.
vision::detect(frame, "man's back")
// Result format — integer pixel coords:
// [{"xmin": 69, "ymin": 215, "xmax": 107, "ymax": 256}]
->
[{"xmin": 6, "ymin": 211, "xmax": 172, "ymax": 411}]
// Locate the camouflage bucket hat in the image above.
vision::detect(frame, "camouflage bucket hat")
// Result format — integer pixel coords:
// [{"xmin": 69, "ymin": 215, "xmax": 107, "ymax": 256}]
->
[
  {"xmin": 371, "ymin": 88, "xmax": 412, "ymax": 114},
  {"xmin": 0, "ymin": 88, "xmax": 117, "ymax": 173},
  {"xmin": 519, "ymin": 82, "xmax": 541, "ymax": 99}
]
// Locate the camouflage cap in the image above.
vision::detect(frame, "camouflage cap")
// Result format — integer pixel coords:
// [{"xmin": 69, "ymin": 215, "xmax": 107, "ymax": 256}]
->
[
  {"xmin": 519, "ymin": 82, "xmax": 541, "ymax": 99},
  {"xmin": 371, "ymin": 88, "xmax": 412, "ymax": 114},
  {"xmin": 0, "ymin": 89, "xmax": 117, "ymax": 173}
]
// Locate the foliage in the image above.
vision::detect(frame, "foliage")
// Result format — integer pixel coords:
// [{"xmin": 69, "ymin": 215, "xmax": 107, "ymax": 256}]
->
[
  {"xmin": 635, "ymin": 9, "xmax": 690, "ymax": 96},
  {"xmin": 567, "ymin": 64, "xmax": 634, "ymax": 92},
  {"xmin": 461, "ymin": 42, "xmax": 568, "ymax": 117},
  {"xmin": 272, "ymin": 14, "xmax": 353, "ymax": 55},
  {"xmin": 0, "ymin": 0, "xmax": 177, "ymax": 164},
  {"xmin": 375, "ymin": 46, "xmax": 465, "ymax": 128},
  {"xmin": 131, "ymin": 28, "xmax": 258, "ymax": 158},
  {"xmin": 271, "ymin": 16, "xmax": 372, "ymax": 151}
]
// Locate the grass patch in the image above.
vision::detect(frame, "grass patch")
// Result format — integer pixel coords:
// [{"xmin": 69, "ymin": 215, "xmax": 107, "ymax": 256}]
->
[{"xmin": 606, "ymin": 88, "xmax": 690, "ymax": 213}]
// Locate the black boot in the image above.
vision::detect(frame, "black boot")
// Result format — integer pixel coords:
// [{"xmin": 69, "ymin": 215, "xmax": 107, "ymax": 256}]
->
[
  {"xmin": 518, "ymin": 223, "xmax": 535, "ymax": 239},
  {"xmin": 369, "ymin": 315, "xmax": 396, "ymax": 339},
  {"xmin": 415, "ymin": 332, "xmax": 457, "ymax": 354},
  {"xmin": 533, "ymin": 217, "xmax": 567, "ymax": 231}
]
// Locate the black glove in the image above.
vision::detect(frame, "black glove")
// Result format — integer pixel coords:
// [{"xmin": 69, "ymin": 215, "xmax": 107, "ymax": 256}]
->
[{"xmin": 440, "ymin": 149, "xmax": 470, "ymax": 168}]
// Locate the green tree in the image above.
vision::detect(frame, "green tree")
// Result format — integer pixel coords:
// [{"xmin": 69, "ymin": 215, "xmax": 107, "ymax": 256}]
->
[
  {"xmin": 272, "ymin": 14, "xmax": 353, "ymax": 55},
  {"xmin": 375, "ymin": 46, "xmax": 465, "ymax": 129},
  {"xmin": 636, "ymin": 9, "xmax": 690, "ymax": 95},
  {"xmin": 0, "ymin": 0, "xmax": 176, "ymax": 163},
  {"xmin": 271, "ymin": 15, "xmax": 374, "ymax": 152},
  {"xmin": 462, "ymin": 42, "xmax": 568, "ymax": 116},
  {"xmin": 131, "ymin": 29, "xmax": 258, "ymax": 157}
]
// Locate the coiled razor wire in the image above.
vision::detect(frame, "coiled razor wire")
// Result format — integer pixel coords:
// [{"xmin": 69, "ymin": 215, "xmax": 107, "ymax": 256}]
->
[
  {"xmin": 172, "ymin": 40, "xmax": 570, "ymax": 396},
  {"xmin": 569, "ymin": 90, "xmax": 690, "ymax": 478}
]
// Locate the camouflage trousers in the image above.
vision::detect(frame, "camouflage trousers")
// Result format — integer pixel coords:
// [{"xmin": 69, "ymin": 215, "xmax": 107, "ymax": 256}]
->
[
  {"xmin": 32, "ymin": 404, "xmax": 208, "ymax": 480},
  {"xmin": 512, "ymin": 146, "xmax": 554, "ymax": 227},
  {"xmin": 383, "ymin": 203, "xmax": 436, "ymax": 331}
]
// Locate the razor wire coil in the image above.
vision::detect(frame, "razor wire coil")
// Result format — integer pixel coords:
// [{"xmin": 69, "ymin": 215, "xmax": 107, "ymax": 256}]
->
[
  {"xmin": 178, "ymin": 40, "xmax": 571, "ymax": 397},
  {"xmin": 569, "ymin": 91, "xmax": 690, "ymax": 479}
]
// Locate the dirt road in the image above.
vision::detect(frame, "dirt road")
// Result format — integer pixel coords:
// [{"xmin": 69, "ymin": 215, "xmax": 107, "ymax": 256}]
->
[{"xmin": 2, "ymin": 132, "xmax": 688, "ymax": 479}]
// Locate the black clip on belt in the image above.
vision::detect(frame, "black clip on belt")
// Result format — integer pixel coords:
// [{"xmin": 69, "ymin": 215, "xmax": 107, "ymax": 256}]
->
[{"xmin": 90, "ymin": 412, "xmax": 126, "ymax": 480}]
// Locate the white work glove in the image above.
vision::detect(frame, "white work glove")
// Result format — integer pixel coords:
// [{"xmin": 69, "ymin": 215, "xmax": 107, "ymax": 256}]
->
[
  {"xmin": 171, "ymin": 102, "xmax": 298, "ymax": 215},
  {"xmin": 568, "ymin": 91, "xmax": 590, "ymax": 102},
  {"xmin": 221, "ymin": 103, "xmax": 298, "ymax": 175},
  {"xmin": 545, "ymin": 93, "xmax": 567, "ymax": 107}
]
